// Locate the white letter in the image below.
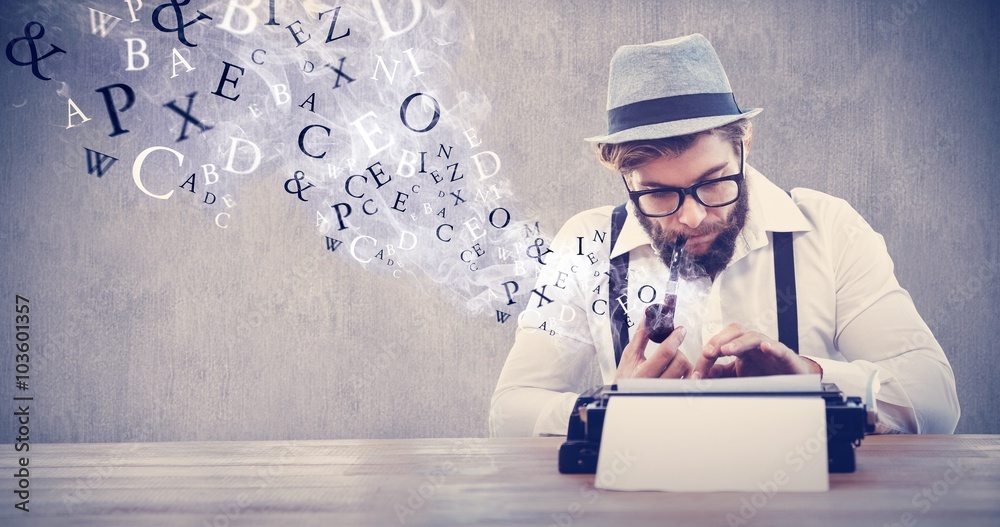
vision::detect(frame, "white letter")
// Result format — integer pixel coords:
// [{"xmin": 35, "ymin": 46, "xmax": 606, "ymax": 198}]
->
[
  {"xmin": 463, "ymin": 216, "xmax": 486, "ymax": 241},
  {"xmin": 398, "ymin": 230, "xmax": 417, "ymax": 250},
  {"xmin": 350, "ymin": 235, "xmax": 378, "ymax": 264},
  {"xmin": 371, "ymin": 55, "xmax": 400, "ymax": 83},
  {"xmin": 216, "ymin": 0, "xmax": 260, "ymax": 36},
  {"xmin": 350, "ymin": 111, "xmax": 394, "ymax": 156},
  {"xmin": 66, "ymin": 98, "xmax": 91, "ymax": 129},
  {"xmin": 472, "ymin": 151, "xmax": 501, "ymax": 181},
  {"xmin": 133, "ymin": 146, "xmax": 184, "ymax": 200},
  {"xmin": 371, "ymin": 0, "xmax": 422, "ymax": 40},
  {"xmin": 271, "ymin": 84, "xmax": 290, "ymax": 105},
  {"xmin": 396, "ymin": 149, "xmax": 417, "ymax": 178},
  {"xmin": 224, "ymin": 137, "xmax": 262, "ymax": 174},
  {"xmin": 124, "ymin": 38, "xmax": 149, "ymax": 71},
  {"xmin": 202, "ymin": 164, "xmax": 219, "ymax": 185},
  {"xmin": 123, "ymin": 0, "xmax": 143, "ymax": 23},
  {"xmin": 170, "ymin": 48, "xmax": 195, "ymax": 78}
]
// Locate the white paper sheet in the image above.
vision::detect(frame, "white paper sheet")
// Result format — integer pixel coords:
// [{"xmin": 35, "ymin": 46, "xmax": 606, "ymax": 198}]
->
[
  {"xmin": 615, "ymin": 374, "xmax": 822, "ymax": 394},
  {"xmin": 594, "ymin": 395, "xmax": 829, "ymax": 492}
]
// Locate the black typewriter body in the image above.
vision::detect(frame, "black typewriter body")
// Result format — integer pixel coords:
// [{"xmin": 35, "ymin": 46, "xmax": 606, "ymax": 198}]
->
[{"xmin": 558, "ymin": 383, "xmax": 874, "ymax": 474}]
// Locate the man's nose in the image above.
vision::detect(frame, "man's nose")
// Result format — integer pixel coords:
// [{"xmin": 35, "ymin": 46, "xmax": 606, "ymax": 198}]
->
[{"xmin": 676, "ymin": 195, "xmax": 707, "ymax": 229}]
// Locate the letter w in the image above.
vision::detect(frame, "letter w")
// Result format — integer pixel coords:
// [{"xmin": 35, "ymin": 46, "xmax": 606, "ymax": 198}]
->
[
  {"xmin": 325, "ymin": 236, "xmax": 343, "ymax": 252},
  {"xmin": 85, "ymin": 148, "xmax": 118, "ymax": 177},
  {"xmin": 88, "ymin": 7, "xmax": 122, "ymax": 37}
]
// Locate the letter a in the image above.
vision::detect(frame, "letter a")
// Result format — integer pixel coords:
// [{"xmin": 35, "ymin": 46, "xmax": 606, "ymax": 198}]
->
[{"xmin": 67, "ymin": 98, "xmax": 91, "ymax": 129}]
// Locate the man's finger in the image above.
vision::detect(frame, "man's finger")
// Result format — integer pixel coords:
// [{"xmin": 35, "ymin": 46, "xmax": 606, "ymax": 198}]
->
[
  {"xmin": 691, "ymin": 351, "xmax": 718, "ymax": 380},
  {"xmin": 708, "ymin": 361, "xmax": 737, "ymax": 378},
  {"xmin": 661, "ymin": 350, "xmax": 691, "ymax": 379},
  {"xmin": 622, "ymin": 316, "xmax": 650, "ymax": 362},
  {"xmin": 639, "ymin": 326, "xmax": 686, "ymax": 377},
  {"xmin": 701, "ymin": 323, "xmax": 745, "ymax": 361},
  {"xmin": 718, "ymin": 332, "xmax": 766, "ymax": 356},
  {"xmin": 759, "ymin": 340, "xmax": 790, "ymax": 359}
]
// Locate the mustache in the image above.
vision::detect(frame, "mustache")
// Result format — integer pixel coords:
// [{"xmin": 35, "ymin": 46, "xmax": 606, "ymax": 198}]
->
[{"xmin": 662, "ymin": 220, "xmax": 732, "ymax": 240}]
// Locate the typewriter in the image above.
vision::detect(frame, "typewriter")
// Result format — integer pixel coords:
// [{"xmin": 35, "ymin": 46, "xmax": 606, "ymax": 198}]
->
[{"xmin": 558, "ymin": 381, "xmax": 877, "ymax": 474}]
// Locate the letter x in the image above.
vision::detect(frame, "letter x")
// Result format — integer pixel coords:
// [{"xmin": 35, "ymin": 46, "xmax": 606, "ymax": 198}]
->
[
  {"xmin": 163, "ymin": 92, "xmax": 212, "ymax": 142},
  {"xmin": 328, "ymin": 57, "xmax": 355, "ymax": 89}
]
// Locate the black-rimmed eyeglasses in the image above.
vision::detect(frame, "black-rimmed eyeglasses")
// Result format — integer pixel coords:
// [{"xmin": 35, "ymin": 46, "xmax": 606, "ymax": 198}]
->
[{"xmin": 623, "ymin": 141, "xmax": 745, "ymax": 218}]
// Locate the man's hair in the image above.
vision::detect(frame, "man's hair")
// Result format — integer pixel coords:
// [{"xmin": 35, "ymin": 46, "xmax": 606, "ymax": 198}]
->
[{"xmin": 596, "ymin": 119, "xmax": 752, "ymax": 175}]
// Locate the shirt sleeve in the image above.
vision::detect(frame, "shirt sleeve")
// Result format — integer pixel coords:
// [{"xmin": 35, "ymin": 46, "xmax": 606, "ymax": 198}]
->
[
  {"xmin": 802, "ymin": 203, "xmax": 960, "ymax": 434},
  {"xmin": 490, "ymin": 214, "xmax": 602, "ymax": 437}
]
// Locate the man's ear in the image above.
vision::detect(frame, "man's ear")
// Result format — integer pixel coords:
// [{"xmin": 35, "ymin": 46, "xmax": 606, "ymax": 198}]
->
[{"xmin": 744, "ymin": 122, "xmax": 754, "ymax": 154}]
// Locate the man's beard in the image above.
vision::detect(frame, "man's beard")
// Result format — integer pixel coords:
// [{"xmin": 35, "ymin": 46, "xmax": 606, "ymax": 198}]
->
[{"xmin": 636, "ymin": 190, "xmax": 749, "ymax": 280}]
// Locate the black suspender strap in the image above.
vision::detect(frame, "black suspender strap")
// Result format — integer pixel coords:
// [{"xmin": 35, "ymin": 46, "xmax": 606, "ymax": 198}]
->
[
  {"xmin": 773, "ymin": 230, "xmax": 799, "ymax": 354},
  {"xmin": 608, "ymin": 204, "xmax": 630, "ymax": 366}
]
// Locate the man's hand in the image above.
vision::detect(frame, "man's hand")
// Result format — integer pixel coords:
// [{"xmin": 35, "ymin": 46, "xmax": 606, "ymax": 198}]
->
[
  {"xmin": 614, "ymin": 317, "xmax": 690, "ymax": 381},
  {"xmin": 691, "ymin": 323, "xmax": 822, "ymax": 379}
]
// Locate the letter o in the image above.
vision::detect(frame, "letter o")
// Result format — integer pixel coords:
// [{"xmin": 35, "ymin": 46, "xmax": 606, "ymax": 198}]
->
[
  {"xmin": 932, "ymin": 481, "xmax": 948, "ymax": 496},
  {"xmin": 637, "ymin": 285, "xmax": 657, "ymax": 304},
  {"xmin": 399, "ymin": 92, "xmax": 441, "ymax": 133},
  {"xmin": 418, "ymin": 482, "xmax": 435, "ymax": 498},
  {"xmin": 489, "ymin": 207, "xmax": 511, "ymax": 229}
]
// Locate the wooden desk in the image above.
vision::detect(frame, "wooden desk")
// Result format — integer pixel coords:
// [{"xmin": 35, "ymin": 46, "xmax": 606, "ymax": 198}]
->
[{"xmin": 2, "ymin": 435, "xmax": 998, "ymax": 526}]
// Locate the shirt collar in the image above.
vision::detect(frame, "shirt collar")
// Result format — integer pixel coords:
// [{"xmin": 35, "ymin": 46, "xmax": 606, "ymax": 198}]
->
[{"xmin": 609, "ymin": 165, "xmax": 812, "ymax": 260}]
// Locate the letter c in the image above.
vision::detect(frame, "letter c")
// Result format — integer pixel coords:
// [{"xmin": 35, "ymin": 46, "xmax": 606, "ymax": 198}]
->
[
  {"xmin": 251, "ymin": 49, "xmax": 266, "ymax": 65},
  {"xmin": 362, "ymin": 199, "xmax": 378, "ymax": 215},
  {"xmin": 436, "ymin": 223, "xmax": 453, "ymax": 243},
  {"xmin": 346, "ymin": 174, "xmax": 367, "ymax": 198},
  {"xmin": 297, "ymin": 124, "xmax": 331, "ymax": 159},
  {"xmin": 133, "ymin": 146, "xmax": 184, "ymax": 200},
  {"xmin": 350, "ymin": 235, "xmax": 378, "ymax": 263},
  {"xmin": 592, "ymin": 299, "xmax": 608, "ymax": 316},
  {"xmin": 215, "ymin": 212, "xmax": 230, "ymax": 228}
]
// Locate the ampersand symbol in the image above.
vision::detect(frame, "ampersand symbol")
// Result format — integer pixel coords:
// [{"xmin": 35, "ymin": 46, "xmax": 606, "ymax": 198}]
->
[
  {"xmin": 152, "ymin": 0, "xmax": 213, "ymax": 48},
  {"xmin": 5, "ymin": 21, "xmax": 66, "ymax": 82},
  {"xmin": 526, "ymin": 237, "xmax": 553, "ymax": 265},
  {"xmin": 284, "ymin": 171, "xmax": 315, "ymax": 202}
]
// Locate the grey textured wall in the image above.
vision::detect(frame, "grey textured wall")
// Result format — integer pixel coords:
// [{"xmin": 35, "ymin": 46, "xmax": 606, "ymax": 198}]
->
[{"xmin": 1, "ymin": 0, "xmax": 998, "ymax": 443}]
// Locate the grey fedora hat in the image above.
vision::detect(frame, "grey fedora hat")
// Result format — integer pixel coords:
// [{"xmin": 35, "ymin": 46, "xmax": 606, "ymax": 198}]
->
[{"xmin": 585, "ymin": 34, "xmax": 761, "ymax": 144}]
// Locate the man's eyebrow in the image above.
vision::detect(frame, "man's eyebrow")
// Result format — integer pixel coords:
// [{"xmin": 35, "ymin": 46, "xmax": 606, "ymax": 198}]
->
[{"xmin": 638, "ymin": 161, "xmax": 730, "ymax": 188}]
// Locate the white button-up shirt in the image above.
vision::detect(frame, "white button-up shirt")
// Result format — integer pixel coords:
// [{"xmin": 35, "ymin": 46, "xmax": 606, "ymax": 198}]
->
[{"xmin": 491, "ymin": 167, "xmax": 960, "ymax": 436}]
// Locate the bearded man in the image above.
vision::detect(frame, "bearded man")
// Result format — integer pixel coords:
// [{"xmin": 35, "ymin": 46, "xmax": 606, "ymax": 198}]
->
[{"xmin": 490, "ymin": 34, "xmax": 960, "ymax": 436}]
